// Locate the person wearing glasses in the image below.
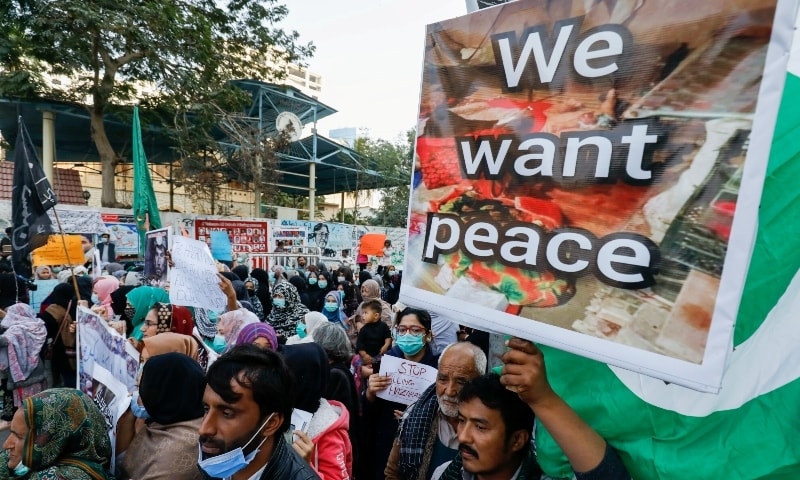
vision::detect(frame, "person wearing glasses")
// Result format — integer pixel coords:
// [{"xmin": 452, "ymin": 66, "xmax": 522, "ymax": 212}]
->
[{"xmin": 365, "ymin": 307, "xmax": 439, "ymax": 480}]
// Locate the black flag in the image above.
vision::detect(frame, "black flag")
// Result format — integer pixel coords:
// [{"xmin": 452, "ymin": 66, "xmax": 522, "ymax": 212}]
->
[{"xmin": 11, "ymin": 118, "xmax": 57, "ymax": 275}]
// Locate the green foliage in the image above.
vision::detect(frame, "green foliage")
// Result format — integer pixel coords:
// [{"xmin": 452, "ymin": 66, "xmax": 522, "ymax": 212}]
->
[{"xmin": 354, "ymin": 129, "xmax": 414, "ymax": 227}]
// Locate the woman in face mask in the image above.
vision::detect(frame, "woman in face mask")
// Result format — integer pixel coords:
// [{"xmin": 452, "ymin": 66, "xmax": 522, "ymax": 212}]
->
[
  {"xmin": 307, "ymin": 271, "xmax": 331, "ymax": 313},
  {"xmin": 335, "ymin": 267, "xmax": 360, "ymax": 317},
  {"xmin": 286, "ymin": 311, "xmax": 327, "ymax": 346},
  {"xmin": 0, "ymin": 389, "xmax": 113, "ymax": 479},
  {"xmin": 118, "ymin": 353, "xmax": 206, "ymax": 480},
  {"xmin": 243, "ymin": 276, "xmax": 266, "ymax": 321},
  {"xmin": 267, "ymin": 282, "xmax": 309, "ymax": 343},
  {"xmin": 216, "ymin": 308, "xmax": 259, "ymax": 353},
  {"xmin": 364, "ymin": 307, "xmax": 438, "ymax": 480},
  {"xmin": 320, "ymin": 291, "xmax": 349, "ymax": 331},
  {"xmin": 90, "ymin": 276, "xmax": 120, "ymax": 322}
]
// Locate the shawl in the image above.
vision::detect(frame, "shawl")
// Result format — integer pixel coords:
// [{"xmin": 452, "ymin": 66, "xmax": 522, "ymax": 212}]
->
[
  {"xmin": 141, "ymin": 332, "xmax": 200, "ymax": 363},
  {"xmin": 0, "ymin": 304, "xmax": 47, "ymax": 382},
  {"xmin": 139, "ymin": 352, "xmax": 205, "ymax": 425},
  {"xmin": 244, "ymin": 276, "xmax": 265, "ymax": 320},
  {"xmin": 190, "ymin": 307, "xmax": 217, "ymax": 339},
  {"xmin": 286, "ymin": 311, "xmax": 327, "ymax": 345},
  {"xmin": 281, "ymin": 342, "xmax": 330, "ymax": 413},
  {"xmin": 93, "ymin": 277, "xmax": 119, "ymax": 307},
  {"xmin": 0, "ymin": 389, "xmax": 114, "ymax": 479},
  {"xmin": 397, "ymin": 383, "xmax": 441, "ymax": 480},
  {"xmin": 321, "ymin": 290, "xmax": 348, "ymax": 325},
  {"xmin": 236, "ymin": 322, "xmax": 278, "ymax": 350},
  {"xmin": 267, "ymin": 282, "xmax": 309, "ymax": 338},
  {"xmin": 153, "ymin": 303, "xmax": 195, "ymax": 336},
  {"xmin": 126, "ymin": 286, "xmax": 170, "ymax": 341},
  {"xmin": 355, "ymin": 279, "xmax": 394, "ymax": 326},
  {"xmin": 120, "ymin": 417, "xmax": 204, "ymax": 480},
  {"xmin": 249, "ymin": 268, "xmax": 272, "ymax": 309},
  {"xmin": 217, "ymin": 308, "xmax": 259, "ymax": 351}
]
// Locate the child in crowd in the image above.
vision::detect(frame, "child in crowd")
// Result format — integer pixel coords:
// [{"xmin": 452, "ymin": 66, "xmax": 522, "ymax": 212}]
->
[{"xmin": 355, "ymin": 299, "xmax": 392, "ymax": 367}]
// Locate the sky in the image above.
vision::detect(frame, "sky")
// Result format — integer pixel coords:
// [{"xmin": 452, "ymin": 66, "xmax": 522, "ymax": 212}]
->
[{"xmin": 283, "ymin": 0, "xmax": 468, "ymax": 142}]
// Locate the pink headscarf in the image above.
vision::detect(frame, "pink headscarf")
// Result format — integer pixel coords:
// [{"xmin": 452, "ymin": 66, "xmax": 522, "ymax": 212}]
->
[
  {"xmin": 218, "ymin": 308, "xmax": 259, "ymax": 351},
  {"xmin": 93, "ymin": 277, "xmax": 120, "ymax": 307}
]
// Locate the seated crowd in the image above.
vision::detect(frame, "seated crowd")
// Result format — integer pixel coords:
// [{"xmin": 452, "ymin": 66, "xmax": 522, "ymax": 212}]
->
[{"xmin": 0, "ymin": 256, "xmax": 631, "ymax": 480}]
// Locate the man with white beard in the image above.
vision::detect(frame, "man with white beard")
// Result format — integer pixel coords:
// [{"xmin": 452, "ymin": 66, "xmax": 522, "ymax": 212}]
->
[{"xmin": 385, "ymin": 342, "xmax": 487, "ymax": 480}]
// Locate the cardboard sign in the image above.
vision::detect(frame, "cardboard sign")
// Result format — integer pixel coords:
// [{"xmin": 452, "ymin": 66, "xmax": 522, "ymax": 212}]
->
[
  {"xmin": 401, "ymin": 0, "xmax": 792, "ymax": 392},
  {"xmin": 31, "ymin": 234, "xmax": 84, "ymax": 267},
  {"xmin": 169, "ymin": 236, "xmax": 227, "ymax": 311},
  {"xmin": 375, "ymin": 355, "xmax": 438, "ymax": 405},
  {"xmin": 359, "ymin": 232, "xmax": 387, "ymax": 256}
]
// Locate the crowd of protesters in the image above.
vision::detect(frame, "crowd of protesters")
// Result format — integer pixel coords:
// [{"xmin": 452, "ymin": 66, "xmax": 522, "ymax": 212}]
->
[{"xmin": 0, "ymin": 232, "xmax": 630, "ymax": 480}]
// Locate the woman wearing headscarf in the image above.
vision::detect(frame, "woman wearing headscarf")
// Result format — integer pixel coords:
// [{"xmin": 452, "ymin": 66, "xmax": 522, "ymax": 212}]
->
[
  {"xmin": 236, "ymin": 322, "xmax": 278, "ymax": 350},
  {"xmin": 0, "ymin": 304, "xmax": 47, "ymax": 424},
  {"xmin": 286, "ymin": 311, "xmax": 327, "ymax": 345},
  {"xmin": 249, "ymin": 268, "xmax": 272, "ymax": 316},
  {"xmin": 232, "ymin": 264, "xmax": 250, "ymax": 282},
  {"xmin": 289, "ymin": 275, "xmax": 311, "ymax": 308},
  {"xmin": 320, "ymin": 290, "xmax": 349, "ymax": 331},
  {"xmin": 272, "ymin": 264, "xmax": 288, "ymax": 286},
  {"xmin": 335, "ymin": 267, "xmax": 360, "ymax": 317},
  {"xmin": 267, "ymin": 281, "xmax": 309, "ymax": 342},
  {"xmin": 281, "ymin": 342, "xmax": 353, "ymax": 480},
  {"xmin": 243, "ymin": 276, "xmax": 266, "ymax": 321},
  {"xmin": 353, "ymin": 279, "xmax": 393, "ymax": 328},
  {"xmin": 126, "ymin": 286, "xmax": 170, "ymax": 342},
  {"xmin": 38, "ymin": 282, "xmax": 77, "ymax": 387},
  {"xmin": 308, "ymin": 271, "xmax": 331, "ymax": 313},
  {"xmin": 0, "ymin": 388, "xmax": 113, "ymax": 479},
  {"xmin": 216, "ymin": 308, "xmax": 259, "ymax": 353},
  {"xmin": 139, "ymin": 303, "xmax": 195, "ymax": 339},
  {"xmin": 30, "ymin": 266, "xmax": 58, "ymax": 313},
  {"xmin": 90, "ymin": 276, "xmax": 120, "ymax": 322},
  {"xmin": 119, "ymin": 353, "xmax": 206, "ymax": 480}
]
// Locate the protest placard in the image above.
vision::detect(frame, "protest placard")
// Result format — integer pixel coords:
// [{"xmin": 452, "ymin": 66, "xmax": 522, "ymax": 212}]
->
[
  {"xmin": 209, "ymin": 230, "xmax": 233, "ymax": 261},
  {"xmin": 375, "ymin": 355, "xmax": 438, "ymax": 405},
  {"xmin": 144, "ymin": 227, "xmax": 170, "ymax": 286},
  {"xmin": 401, "ymin": 0, "xmax": 792, "ymax": 392},
  {"xmin": 169, "ymin": 235, "xmax": 227, "ymax": 311},
  {"xmin": 76, "ymin": 306, "xmax": 140, "ymax": 395},
  {"xmin": 31, "ymin": 234, "xmax": 84, "ymax": 266},
  {"xmin": 87, "ymin": 363, "xmax": 130, "ymax": 474}
]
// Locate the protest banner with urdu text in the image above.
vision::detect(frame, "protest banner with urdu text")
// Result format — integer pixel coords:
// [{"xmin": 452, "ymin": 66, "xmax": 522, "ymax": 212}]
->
[
  {"xmin": 401, "ymin": 0, "xmax": 793, "ymax": 392},
  {"xmin": 31, "ymin": 234, "xmax": 84, "ymax": 267},
  {"xmin": 169, "ymin": 235, "xmax": 227, "ymax": 311}
]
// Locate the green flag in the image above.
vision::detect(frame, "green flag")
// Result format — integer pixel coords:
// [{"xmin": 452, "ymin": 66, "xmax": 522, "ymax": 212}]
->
[{"xmin": 132, "ymin": 106, "xmax": 161, "ymax": 256}]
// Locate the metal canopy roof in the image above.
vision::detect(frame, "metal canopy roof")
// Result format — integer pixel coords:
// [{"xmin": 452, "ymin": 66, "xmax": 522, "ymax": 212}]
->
[{"xmin": 0, "ymin": 81, "xmax": 406, "ymax": 197}]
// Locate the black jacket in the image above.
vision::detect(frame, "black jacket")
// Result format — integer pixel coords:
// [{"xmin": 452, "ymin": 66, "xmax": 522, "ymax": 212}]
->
[
  {"xmin": 201, "ymin": 436, "xmax": 319, "ymax": 480},
  {"xmin": 97, "ymin": 242, "xmax": 116, "ymax": 262}
]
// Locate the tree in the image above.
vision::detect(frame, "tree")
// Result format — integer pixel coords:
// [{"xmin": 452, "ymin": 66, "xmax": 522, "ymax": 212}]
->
[
  {"xmin": 354, "ymin": 129, "xmax": 414, "ymax": 227},
  {"xmin": 0, "ymin": 0, "xmax": 313, "ymax": 206}
]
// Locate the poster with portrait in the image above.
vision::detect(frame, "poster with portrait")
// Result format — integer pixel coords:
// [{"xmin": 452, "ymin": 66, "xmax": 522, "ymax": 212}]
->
[
  {"xmin": 144, "ymin": 227, "xmax": 170, "ymax": 287},
  {"xmin": 401, "ymin": 0, "xmax": 793, "ymax": 391}
]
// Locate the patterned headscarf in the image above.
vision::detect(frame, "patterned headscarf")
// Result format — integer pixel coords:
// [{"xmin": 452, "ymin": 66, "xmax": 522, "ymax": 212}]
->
[
  {"xmin": 0, "ymin": 303, "xmax": 47, "ymax": 382},
  {"xmin": 152, "ymin": 303, "xmax": 194, "ymax": 336},
  {"xmin": 9, "ymin": 389, "xmax": 113, "ymax": 479},
  {"xmin": 191, "ymin": 308, "xmax": 218, "ymax": 340},
  {"xmin": 236, "ymin": 323, "xmax": 278, "ymax": 350},
  {"xmin": 267, "ymin": 282, "xmax": 309, "ymax": 338},
  {"xmin": 217, "ymin": 308, "xmax": 259, "ymax": 351}
]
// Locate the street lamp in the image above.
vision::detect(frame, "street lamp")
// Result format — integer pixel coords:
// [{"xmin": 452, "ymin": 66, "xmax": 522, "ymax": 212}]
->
[{"xmin": 82, "ymin": 190, "xmax": 91, "ymax": 203}]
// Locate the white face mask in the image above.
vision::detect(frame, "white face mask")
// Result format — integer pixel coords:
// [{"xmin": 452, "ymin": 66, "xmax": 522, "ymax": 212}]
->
[{"xmin": 197, "ymin": 412, "xmax": 275, "ymax": 478}]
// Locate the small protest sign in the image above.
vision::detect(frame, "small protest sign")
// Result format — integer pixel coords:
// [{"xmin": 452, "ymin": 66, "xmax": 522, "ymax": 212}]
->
[
  {"xmin": 375, "ymin": 355, "xmax": 438, "ymax": 405},
  {"xmin": 31, "ymin": 234, "xmax": 84, "ymax": 266},
  {"xmin": 169, "ymin": 235, "xmax": 227, "ymax": 311},
  {"xmin": 209, "ymin": 230, "xmax": 233, "ymax": 261}
]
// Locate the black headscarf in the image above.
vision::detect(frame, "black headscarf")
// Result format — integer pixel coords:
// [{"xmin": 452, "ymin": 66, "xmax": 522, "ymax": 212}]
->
[
  {"xmin": 307, "ymin": 271, "xmax": 331, "ymax": 312},
  {"xmin": 280, "ymin": 342, "xmax": 329, "ymax": 414},
  {"xmin": 358, "ymin": 270, "xmax": 372, "ymax": 285},
  {"xmin": 250, "ymin": 268, "xmax": 272, "ymax": 314},
  {"xmin": 111, "ymin": 285, "xmax": 136, "ymax": 317},
  {"xmin": 139, "ymin": 352, "xmax": 206, "ymax": 425},
  {"xmin": 45, "ymin": 283, "xmax": 75, "ymax": 309},
  {"xmin": 288, "ymin": 276, "xmax": 310, "ymax": 308},
  {"xmin": 232, "ymin": 265, "xmax": 250, "ymax": 282}
]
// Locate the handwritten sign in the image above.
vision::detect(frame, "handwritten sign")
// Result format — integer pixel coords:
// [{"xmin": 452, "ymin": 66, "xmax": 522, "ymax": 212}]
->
[
  {"xmin": 31, "ymin": 234, "xmax": 85, "ymax": 267},
  {"xmin": 76, "ymin": 307, "xmax": 140, "ymax": 395},
  {"xmin": 375, "ymin": 355, "xmax": 438, "ymax": 405},
  {"xmin": 169, "ymin": 235, "xmax": 227, "ymax": 311}
]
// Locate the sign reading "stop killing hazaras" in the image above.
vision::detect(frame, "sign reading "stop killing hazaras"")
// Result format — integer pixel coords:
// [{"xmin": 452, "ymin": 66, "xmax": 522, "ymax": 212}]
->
[{"xmin": 375, "ymin": 355, "xmax": 438, "ymax": 405}]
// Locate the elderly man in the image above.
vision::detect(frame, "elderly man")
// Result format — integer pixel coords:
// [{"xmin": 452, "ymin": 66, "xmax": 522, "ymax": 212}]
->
[
  {"xmin": 385, "ymin": 341, "xmax": 487, "ymax": 480},
  {"xmin": 432, "ymin": 339, "xmax": 630, "ymax": 480}
]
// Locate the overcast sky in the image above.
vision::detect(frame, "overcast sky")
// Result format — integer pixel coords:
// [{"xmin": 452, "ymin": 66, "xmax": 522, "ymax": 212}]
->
[{"xmin": 283, "ymin": 0, "xmax": 467, "ymax": 142}]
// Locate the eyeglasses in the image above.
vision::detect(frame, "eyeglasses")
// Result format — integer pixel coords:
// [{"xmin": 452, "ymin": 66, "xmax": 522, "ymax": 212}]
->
[
  {"xmin": 144, "ymin": 321, "xmax": 158, "ymax": 327},
  {"xmin": 395, "ymin": 326, "xmax": 426, "ymax": 336}
]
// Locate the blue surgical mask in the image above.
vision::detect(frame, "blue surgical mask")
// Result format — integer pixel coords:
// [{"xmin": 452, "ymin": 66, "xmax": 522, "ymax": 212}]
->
[
  {"xmin": 296, "ymin": 323, "xmax": 307, "ymax": 339},
  {"xmin": 308, "ymin": 277, "xmax": 318, "ymax": 285},
  {"xmin": 197, "ymin": 412, "xmax": 275, "ymax": 478},
  {"xmin": 317, "ymin": 280, "xmax": 327, "ymax": 289},
  {"xmin": 91, "ymin": 293, "xmax": 100, "ymax": 304},
  {"xmin": 268, "ymin": 271, "xmax": 276, "ymax": 283},
  {"xmin": 211, "ymin": 334, "xmax": 227, "ymax": 354},
  {"xmin": 12, "ymin": 463, "xmax": 30, "ymax": 477},
  {"xmin": 396, "ymin": 333, "xmax": 426, "ymax": 356},
  {"xmin": 324, "ymin": 302, "xmax": 338, "ymax": 312},
  {"xmin": 130, "ymin": 391, "xmax": 150, "ymax": 420},
  {"xmin": 273, "ymin": 298, "xmax": 286, "ymax": 308}
]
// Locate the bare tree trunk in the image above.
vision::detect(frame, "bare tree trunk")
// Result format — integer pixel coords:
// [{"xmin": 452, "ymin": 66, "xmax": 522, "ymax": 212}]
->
[{"xmin": 90, "ymin": 107, "xmax": 120, "ymax": 207}]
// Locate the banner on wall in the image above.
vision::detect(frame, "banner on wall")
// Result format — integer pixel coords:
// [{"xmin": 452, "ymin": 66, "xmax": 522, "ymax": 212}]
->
[
  {"xmin": 102, "ymin": 213, "xmax": 140, "ymax": 257},
  {"xmin": 401, "ymin": 0, "xmax": 792, "ymax": 392},
  {"xmin": 194, "ymin": 218, "xmax": 269, "ymax": 259}
]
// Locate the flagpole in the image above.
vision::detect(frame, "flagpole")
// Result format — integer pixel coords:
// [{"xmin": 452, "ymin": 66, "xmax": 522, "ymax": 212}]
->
[{"xmin": 51, "ymin": 207, "xmax": 82, "ymax": 302}]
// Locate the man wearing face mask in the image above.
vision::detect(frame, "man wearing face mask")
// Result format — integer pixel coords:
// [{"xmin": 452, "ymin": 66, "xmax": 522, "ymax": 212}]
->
[{"xmin": 198, "ymin": 345, "xmax": 318, "ymax": 480}]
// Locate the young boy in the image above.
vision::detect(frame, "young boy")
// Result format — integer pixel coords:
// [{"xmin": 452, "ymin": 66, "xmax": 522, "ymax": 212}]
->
[{"xmin": 356, "ymin": 299, "xmax": 392, "ymax": 366}]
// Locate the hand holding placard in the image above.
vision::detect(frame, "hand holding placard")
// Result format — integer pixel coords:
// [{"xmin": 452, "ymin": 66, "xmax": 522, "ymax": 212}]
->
[
  {"xmin": 169, "ymin": 236, "xmax": 227, "ymax": 311},
  {"xmin": 375, "ymin": 355, "xmax": 438, "ymax": 405}
]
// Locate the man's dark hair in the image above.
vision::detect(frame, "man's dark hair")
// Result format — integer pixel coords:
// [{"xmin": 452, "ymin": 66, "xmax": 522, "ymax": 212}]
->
[
  {"xmin": 458, "ymin": 373, "xmax": 535, "ymax": 442},
  {"xmin": 362, "ymin": 299, "xmax": 383, "ymax": 316},
  {"xmin": 206, "ymin": 344, "xmax": 295, "ymax": 433}
]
